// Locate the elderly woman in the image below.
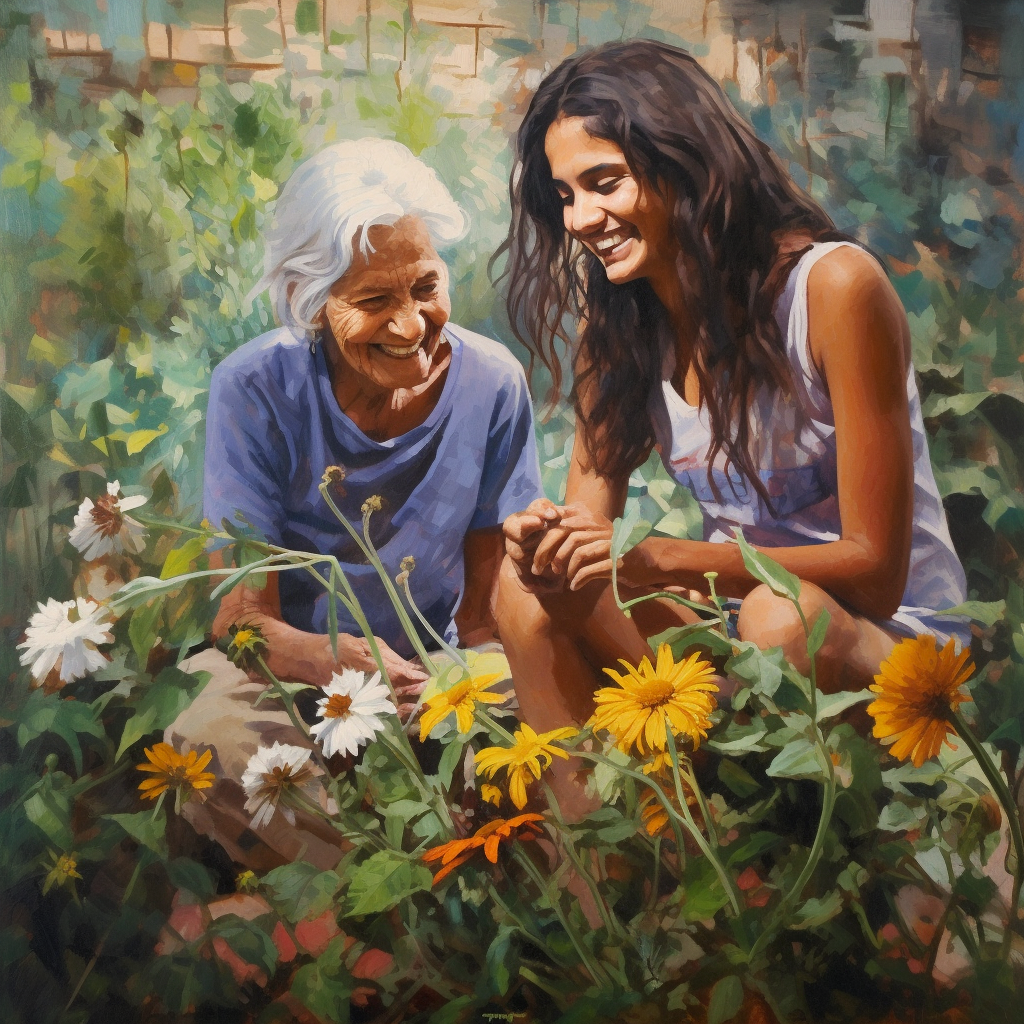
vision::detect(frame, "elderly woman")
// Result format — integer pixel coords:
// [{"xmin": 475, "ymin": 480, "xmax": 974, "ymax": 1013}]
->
[{"xmin": 166, "ymin": 139, "xmax": 543, "ymax": 869}]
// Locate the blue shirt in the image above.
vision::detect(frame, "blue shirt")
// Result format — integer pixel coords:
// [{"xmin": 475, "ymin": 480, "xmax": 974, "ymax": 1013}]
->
[{"xmin": 203, "ymin": 323, "xmax": 543, "ymax": 657}]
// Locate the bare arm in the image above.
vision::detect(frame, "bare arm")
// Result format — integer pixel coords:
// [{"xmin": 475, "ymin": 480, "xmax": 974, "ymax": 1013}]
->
[
  {"xmin": 454, "ymin": 527, "xmax": 505, "ymax": 647},
  {"xmin": 618, "ymin": 247, "xmax": 915, "ymax": 618},
  {"xmin": 210, "ymin": 549, "xmax": 428, "ymax": 688}
]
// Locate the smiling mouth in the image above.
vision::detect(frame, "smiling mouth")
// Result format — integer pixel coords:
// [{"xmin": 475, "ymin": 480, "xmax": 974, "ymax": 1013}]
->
[
  {"xmin": 375, "ymin": 340, "xmax": 424, "ymax": 358},
  {"xmin": 590, "ymin": 231, "xmax": 635, "ymax": 263}
]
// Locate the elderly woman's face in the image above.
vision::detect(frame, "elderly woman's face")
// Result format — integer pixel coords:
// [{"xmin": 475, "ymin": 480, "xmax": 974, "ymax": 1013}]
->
[{"xmin": 323, "ymin": 215, "xmax": 451, "ymax": 390}]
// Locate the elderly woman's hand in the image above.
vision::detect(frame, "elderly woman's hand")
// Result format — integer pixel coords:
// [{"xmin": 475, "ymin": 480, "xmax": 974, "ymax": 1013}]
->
[{"xmin": 332, "ymin": 634, "xmax": 429, "ymax": 690}]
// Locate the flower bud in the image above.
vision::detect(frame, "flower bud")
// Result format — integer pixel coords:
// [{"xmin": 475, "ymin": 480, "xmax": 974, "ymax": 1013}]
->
[
  {"xmin": 361, "ymin": 495, "xmax": 383, "ymax": 515},
  {"xmin": 225, "ymin": 622, "xmax": 269, "ymax": 671},
  {"xmin": 322, "ymin": 465, "xmax": 347, "ymax": 487}
]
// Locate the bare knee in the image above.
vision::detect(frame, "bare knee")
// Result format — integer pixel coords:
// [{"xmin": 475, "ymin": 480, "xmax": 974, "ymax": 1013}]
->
[{"xmin": 737, "ymin": 582, "xmax": 837, "ymax": 667}]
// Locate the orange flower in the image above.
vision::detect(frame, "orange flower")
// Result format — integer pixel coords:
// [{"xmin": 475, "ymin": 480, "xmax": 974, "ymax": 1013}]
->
[
  {"xmin": 137, "ymin": 742, "xmax": 215, "ymax": 805},
  {"xmin": 867, "ymin": 635, "xmax": 975, "ymax": 767},
  {"xmin": 422, "ymin": 813, "xmax": 545, "ymax": 884}
]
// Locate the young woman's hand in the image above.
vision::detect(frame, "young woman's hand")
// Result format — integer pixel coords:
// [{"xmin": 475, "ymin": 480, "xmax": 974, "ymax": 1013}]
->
[
  {"xmin": 525, "ymin": 503, "xmax": 619, "ymax": 591},
  {"xmin": 503, "ymin": 497, "xmax": 564, "ymax": 590}
]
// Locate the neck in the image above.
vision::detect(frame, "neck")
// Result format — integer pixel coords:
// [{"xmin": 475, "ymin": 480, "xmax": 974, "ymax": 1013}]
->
[{"xmin": 645, "ymin": 253, "xmax": 697, "ymax": 365}]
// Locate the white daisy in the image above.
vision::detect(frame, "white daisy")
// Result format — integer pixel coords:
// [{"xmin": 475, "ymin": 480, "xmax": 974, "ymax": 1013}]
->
[
  {"xmin": 240, "ymin": 742, "xmax": 322, "ymax": 829},
  {"xmin": 68, "ymin": 480, "xmax": 147, "ymax": 560},
  {"xmin": 18, "ymin": 597, "xmax": 113, "ymax": 690},
  {"xmin": 309, "ymin": 668, "xmax": 395, "ymax": 758}
]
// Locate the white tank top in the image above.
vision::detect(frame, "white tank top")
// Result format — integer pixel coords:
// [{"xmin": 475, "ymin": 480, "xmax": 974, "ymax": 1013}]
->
[{"xmin": 648, "ymin": 241, "xmax": 968, "ymax": 643}]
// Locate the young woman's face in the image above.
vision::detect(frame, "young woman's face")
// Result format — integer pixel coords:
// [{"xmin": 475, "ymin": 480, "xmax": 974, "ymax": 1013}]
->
[
  {"xmin": 544, "ymin": 115, "xmax": 676, "ymax": 287},
  {"xmin": 322, "ymin": 215, "xmax": 451, "ymax": 391}
]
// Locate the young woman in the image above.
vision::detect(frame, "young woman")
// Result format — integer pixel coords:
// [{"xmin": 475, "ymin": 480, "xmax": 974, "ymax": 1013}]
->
[{"xmin": 495, "ymin": 40, "xmax": 968, "ymax": 749}]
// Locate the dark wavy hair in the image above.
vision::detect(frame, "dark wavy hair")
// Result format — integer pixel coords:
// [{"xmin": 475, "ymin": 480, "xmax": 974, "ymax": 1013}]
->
[{"xmin": 500, "ymin": 39, "xmax": 851, "ymax": 504}]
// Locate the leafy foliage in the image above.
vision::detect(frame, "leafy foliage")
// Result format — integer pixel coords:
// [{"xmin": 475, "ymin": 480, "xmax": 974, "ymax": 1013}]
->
[{"xmin": 3, "ymin": 1, "xmax": 1024, "ymax": 1023}]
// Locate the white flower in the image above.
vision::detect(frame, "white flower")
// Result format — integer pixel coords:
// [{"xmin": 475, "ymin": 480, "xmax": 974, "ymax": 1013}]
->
[
  {"xmin": 240, "ymin": 742, "xmax": 322, "ymax": 829},
  {"xmin": 68, "ymin": 480, "xmax": 147, "ymax": 560},
  {"xmin": 18, "ymin": 597, "xmax": 113, "ymax": 690},
  {"xmin": 309, "ymin": 668, "xmax": 395, "ymax": 758}
]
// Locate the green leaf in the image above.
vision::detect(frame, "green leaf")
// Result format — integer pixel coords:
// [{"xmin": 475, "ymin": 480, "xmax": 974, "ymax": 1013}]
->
[
  {"xmin": 24, "ymin": 789, "xmax": 73, "ymax": 848},
  {"xmin": 707, "ymin": 975, "xmax": 744, "ymax": 1024},
  {"xmin": 718, "ymin": 760, "xmax": 762, "ymax": 798},
  {"xmin": 486, "ymin": 927, "xmax": 514, "ymax": 996},
  {"xmin": 791, "ymin": 890, "xmax": 844, "ymax": 929},
  {"xmin": 807, "ymin": 607, "xmax": 830, "ymax": 658},
  {"xmin": 816, "ymin": 690, "xmax": 873, "ymax": 721},
  {"xmin": 610, "ymin": 501, "xmax": 644, "ymax": 566},
  {"xmin": 766, "ymin": 737, "xmax": 829, "ymax": 781},
  {"xmin": 129, "ymin": 599, "xmax": 162, "ymax": 666},
  {"xmin": 436, "ymin": 738, "xmax": 465, "ymax": 790},
  {"xmin": 343, "ymin": 851, "xmax": 432, "ymax": 916},
  {"xmin": 263, "ymin": 862, "xmax": 341, "ymax": 921},
  {"xmin": 110, "ymin": 575, "xmax": 190, "ymax": 613},
  {"xmin": 115, "ymin": 673, "xmax": 197, "ymax": 760},
  {"xmin": 933, "ymin": 600, "xmax": 1005, "ymax": 627},
  {"xmin": 726, "ymin": 643, "xmax": 787, "ymax": 698},
  {"xmin": 105, "ymin": 810, "xmax": 168, "ymax": 856},
  {"xmin": 160, "ymin": 537, "xmax": 205, "ymax": 580},
  {"xmin": 953, "ymin": 870, "xmax": 998, "ymax": 913},
  {"xmin": 726, "ymin": 831, "xmax": 781, "ymax": 867},
  {"xmin": 733, "ymin": 529, "xmax": 801, "ymax": 602},
  {"xmin": 17, "ymin": 692, "xmax": 105, "ymax": 775},
  {"xmin": 290, "ymin": 956, "xmax": 353, "ymax": 1022},
  {"xmin": 167, "ymin": 858, "xmax": 216, "ymax": 898}
]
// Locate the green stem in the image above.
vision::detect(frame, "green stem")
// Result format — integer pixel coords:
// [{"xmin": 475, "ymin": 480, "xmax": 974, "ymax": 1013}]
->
[
  {"xmin": 665, "ymin": 732, "xmax": 743, "ymax": 915},
  {"xmin": 680, "ymin": 761, "xmax": 720, "ymax": 849},
  {"xmin": 704, "ymin": 571, "xmax": 731, "ymax": 635},
  {"xmin": 486, "ymin": 883, "xmax": 572, "ymax": 969},
  {"xmin": 541, "ymin": 781, "xmax": 630, "ymax": 944},
  {"xmin": 318, "ymin": 484, "xmax": 438, "ymax": 672},
  {"xmin": 950, "ymin": 710, "xmax": 1024, "ymax": 957},
  {"xmin": 511, "ymin": 846, "xmax": 610, "ymax": 987},
  {"xmin": 475, "ymin": 707, "xmax": 517, "ymax": 744},
  {"xmin": 399, "ymin": 575, "xmax": 459, "ymax": 673},
  {"xmin": 378, "ymin": 731, "xmax": 454, "ymax": 837},
  {"xmin": 571, "ymin": 749, "xmax": 714, "ymax": 903}
]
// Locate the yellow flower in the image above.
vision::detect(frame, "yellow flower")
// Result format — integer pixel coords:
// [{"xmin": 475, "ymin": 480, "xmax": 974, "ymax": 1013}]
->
[
  {"xmin": 137, "ymin": 742, "xmax": 215, "ymax": 805},
  {"xmin": 419, "ymin": 673, "xmax": 506, "ymax": 740},
  {"xmin": 225, "ymin": 622, "xmax": 268, "ymax": 671},
  {"xmin": 361, "ymin": 495, "xmax": 383, "ymax": 515},
  {"xmin": 474, "ymin": 723, "xmax": 577, "ymax": 810},
  {"xmin": 480, "ymin": 784, "xmax": 503, "ymax": 807},
  {"xmin": 235, "ymin": 870, "xmax": 258, "ymax": 891},
  {"xmin": 590, "ymin": 644, "xmax": 719, "ymax": 757},
  {"xmin": 42, "ymin": 850, "xmax": 82, "ymax": 895},
  {"xmin": 422, "ymin": 813, "xmax": 545, "ymax": 884},
  {"xmin": 867, "ymin": 634, "xmax": 975, "ymax": 767}
]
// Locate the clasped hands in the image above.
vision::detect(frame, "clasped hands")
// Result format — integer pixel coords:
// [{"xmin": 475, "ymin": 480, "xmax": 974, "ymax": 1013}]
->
[{"xmin": 503, "ymin": 498, "xmax": 626, "ymax": 593}]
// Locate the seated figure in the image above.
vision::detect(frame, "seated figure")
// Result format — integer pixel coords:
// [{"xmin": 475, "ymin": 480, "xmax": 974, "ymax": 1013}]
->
[{"xmin": 166, "ymin": 139, "xmax": 543, "ymax": 869}]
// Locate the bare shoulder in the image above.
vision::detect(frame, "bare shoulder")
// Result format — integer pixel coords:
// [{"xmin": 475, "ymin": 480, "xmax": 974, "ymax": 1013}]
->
[{"xmin": 805, "ymin": 245, "xmax": 909, "ymax": 373}]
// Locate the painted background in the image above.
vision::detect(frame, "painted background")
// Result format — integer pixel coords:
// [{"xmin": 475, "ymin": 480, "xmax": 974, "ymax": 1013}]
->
[{"xmin": 3, "ymin": 2, "xmax": 1024, "ymax": 1022}]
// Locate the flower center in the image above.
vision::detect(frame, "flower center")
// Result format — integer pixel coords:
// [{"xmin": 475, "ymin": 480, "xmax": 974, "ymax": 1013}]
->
[
  {"xmin": 446, "ymin": 681, "xmax": 472, "ymax": 706},
  {"xmin": 921, "ymin": 693, "xmax": 953, "ymax": 722},
  {"xmin": 323, "ymin": 693, "xmax": 353, "ymax": 719},
  {"xmin": 233, "ymin": 628, "xmax": 255, "ymax": 647},
  {"xmin": 90, "ymin": 493, "xmax": 124, "ymax": 537},
  {"xmin": 633, "ymin": 677, "xmax": 675, "ymax": 708}
]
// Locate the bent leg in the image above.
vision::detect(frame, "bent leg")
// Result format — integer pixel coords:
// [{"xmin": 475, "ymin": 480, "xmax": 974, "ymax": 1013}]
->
[
  {"xmin": 737, "ymin": 581, "xmax": 899, "ymax": 693},
  {"xmin": 165, "ymin": 648, "xmax": 347, "ymax": 871},
  {"xmin": 495, "ymin": 558, "xmax": 703, "ymax": 818}
]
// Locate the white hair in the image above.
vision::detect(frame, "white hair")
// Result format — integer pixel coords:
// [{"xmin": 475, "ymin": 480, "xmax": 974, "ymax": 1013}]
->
[{"xmin": 256, "ymin": 139, "xmax": 467, "ymax": 330}]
